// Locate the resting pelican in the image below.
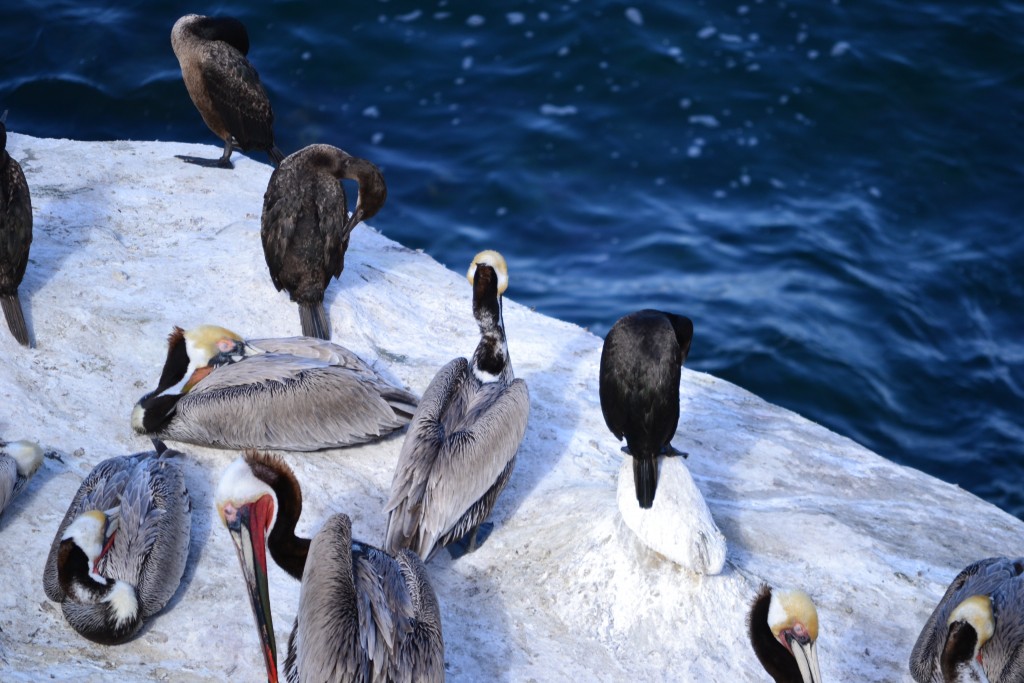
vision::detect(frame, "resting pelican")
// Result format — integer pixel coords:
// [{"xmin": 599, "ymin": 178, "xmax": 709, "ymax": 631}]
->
[
  {"xmin": 384, "ymin": 250, "xmax": 529, "ymax": 561},
  {"xmin": 0, "ymin": 439, "xmax": 43, "ymax": 515},
  {"xmin": 910, "ymin": 557, "xmax": 1024, "ymax": 682},
  {"xmin": 42, "ymin": 441, "xmax": 191, "ymax": 644},
  {"xmin": 0, "ymin": 110, "xmax": 33, "ymax": 346},
  {"xmin": 261, "ymin": 144, "xmax": 387, "ymax": 339},
  {"xmin": 131, "ymin": 325, "xmax": 417, "ymax": 451},
  {"xmin": 748, "ymin": 584, "xmax": 823, "ymax": 683},
  {"xmin": 216, "ymin": 451, "xmax": 445, "ymax": 683},
  {"xmin": 599, "ymin": 309, "xmax": 693, "ymax": 508},
  {"xmin": 171, "ymin": 14, "xmax": 285, "ymax": 168}
]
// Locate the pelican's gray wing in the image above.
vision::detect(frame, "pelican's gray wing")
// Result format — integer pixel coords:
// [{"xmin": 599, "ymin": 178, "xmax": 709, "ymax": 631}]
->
[
  {"xmin": 910, "ymin": 557, "xmax": 1024, "ymax": 682},
  {"xmin": 386, "ymin": 358, "xmax": 529, "ymax": 559},
  {"xmin": 103, "ymin": 455, "xmax": 191, "ymax": 617},
  {"xmin": 0, "ymin": 454, "xmax": 15, "ymax": 515},
  {"xmin": 42, "ymin": 454, "xmax": 146, "ymax": 602},
  {"xmin": 985, "ymin": 570, "xmax": 1024, "ymax": 681},
  {"xmin": 392, "ymin": 549, "xmax": 445, "ymax": 683},
  {"xmin": 200, "ymin": 42, "xmax": 275, "ymax": 151},
  {"xmin": 249, "ymin": 337, "xmax": 381, "ymax": 370}
]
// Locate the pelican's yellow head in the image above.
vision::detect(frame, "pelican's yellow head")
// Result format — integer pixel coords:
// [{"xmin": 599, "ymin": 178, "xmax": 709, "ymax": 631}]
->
[
  {"xmin": 467, "ymin": 250, "xmax": 509, "ymax": 295},
  {"xmin": 948, "ymin": 594, "xmax": 995, "ymax": 650},
  {"xmin": 768, "ymin": 588, "xmax": 820, "ymax": 645}
]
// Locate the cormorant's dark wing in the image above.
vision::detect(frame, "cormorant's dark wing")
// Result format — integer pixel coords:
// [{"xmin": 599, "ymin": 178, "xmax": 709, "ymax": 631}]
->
[{"xmin": 201, "ymin": 43, "xmax": 275, "ymax": 151}]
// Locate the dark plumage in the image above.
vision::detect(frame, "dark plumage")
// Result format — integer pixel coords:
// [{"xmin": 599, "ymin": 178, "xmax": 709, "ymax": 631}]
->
[
  {"xmin": 261, "ymin": 144, "xmax": 387, "ymax": 339},
  {"xmin": 0, "ymin": 111, "xmax": 33, "ymax": 347},
  {"xmin": 599, "ymin": 309, "xmax": 693, "ymax": 508},
  {"xmin": 171, "ymin": 14, "xmax": 284, "ymax": 168}
]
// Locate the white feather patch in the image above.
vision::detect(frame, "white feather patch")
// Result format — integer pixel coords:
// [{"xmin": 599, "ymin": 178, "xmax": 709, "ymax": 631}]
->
[{"xmin": 104, "ymin": 580, "xmax": 139, "ymax": 626}]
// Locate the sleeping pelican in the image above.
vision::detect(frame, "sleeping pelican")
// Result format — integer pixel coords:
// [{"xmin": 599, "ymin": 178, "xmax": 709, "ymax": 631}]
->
[
  {"xmin": 384, "ymin": 250, "xmax": 529, "ymax": 561},
  {"xmin": 910, "ymin": 557, "xmax": 1024, "ymax": 682},
  {"xmin": 261, "ymin": 144, "xmax": 387, "ymax": 339},
  {"xmin": 131, "ymin": 325, "xmax": 418, "ymax": 452},
  {"xmin": 42, "ymin": 441, "xmax": 191, "ymax": 644},
  {"xmin": 0, "ymin": 439, "xmax": 43, "ymax": 515},
  {"xmin": 1, "ymin": 109, "xmax": 33, "ymax": 346},
  {"xmin": 171, "ymin": 14, "xmax": 285, "ymax": 168},
  {"xmin": 216, "ymin": 451, "xmax": 445, "ymax": 683},
  {"xmin": 748, "ymin": 584, "xmax": 823, "ymax": 683},
  {"xmin": 599, "ymin": 309, "xmax": 693, "ymax": 509}
]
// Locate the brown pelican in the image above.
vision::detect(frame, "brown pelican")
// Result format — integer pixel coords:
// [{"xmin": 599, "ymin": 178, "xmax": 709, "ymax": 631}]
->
[
  {"xmin": 384, "ymin": 250, "xmax": 530, "ymax": 561},
  {"xmin": 0, "ymin": 110, "xmax": 33, "ymax": 347},
  {"xmin": 131, "ymin": 324, "xmax": 417, "ymax": 451},
  {"xmin": 599, "ymin": 309, "xmax": 693, "ymax": 508},
  {"xmin": 0, "ymin": 439, "xmax": 43, "ymax": 515},
  {"xmin": 42, "ymin": 441, "xmax": 191, "ymax": 644},
  {"xmin": 171, "ymin": 14, "xmax": 285, "ymax": 168},
  {"xmin": 748, "ymin": 584, "xmax": 823, "ymax": 683},
  {"xmin": 216, "ymin": 451, "xmax": 445, "ymax": 683},
  {"xmin": 910, "ymin": 557, "xmax": 1024, "ymax": 682},
  {"xmin": 261, "ymin": 144, "xmax": 387, "ymax": 339}
]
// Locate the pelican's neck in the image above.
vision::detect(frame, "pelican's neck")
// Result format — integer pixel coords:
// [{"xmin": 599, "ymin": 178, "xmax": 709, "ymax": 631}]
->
[{"xmin": 470, "ymin": 272, "xmax": 511, "ymax": 383}]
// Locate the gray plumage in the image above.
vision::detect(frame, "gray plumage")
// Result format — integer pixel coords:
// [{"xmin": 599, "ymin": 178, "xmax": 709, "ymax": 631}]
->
[
  {"xmin": 0, "ymin": 110, "xmax": 33, "ymax": 346},
  {"xmin": 42, "ymin": 446, "xmax": 191, "ymax": 644},
  {"xmin": 261, "ymin": 144, "xmax": 388, "ymax": 340},
  {"xmin": 284, "ymin": 514, "xmax": 444, "ymax": 683},
  {"xmin": 171, "ymin": 14, "xmax": 284, "ymax": 168},
  {"xmin": 133, "ymin": 328, "xmax": 418, "ymax": 452},
  {"xmin": 385, "ymin": 250, "xmax": 529, "ymax": 561},
  {"xmin": 0, "ymin": 439, "xmax": 43, "ymax": 515},
  {"xmin": 910, "ymin": 557, "xmax": 1024, "ymax": 682}
]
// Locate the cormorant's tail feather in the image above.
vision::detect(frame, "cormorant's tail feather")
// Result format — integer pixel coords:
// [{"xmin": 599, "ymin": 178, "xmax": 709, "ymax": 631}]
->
[
  {"xmin": 268, "ymin": 146, "xmax": 286, "ymax": 167},
  {"xmin": 633, "ymin": 455, "xmax": 658, "ymax": 509},
  {"xmin": 1, "ymin": 292, "xmax": 31, "ymax": 347},
  {"xmin": 299, "ymin": 302, "xmax": 330, "ymax": 340}
]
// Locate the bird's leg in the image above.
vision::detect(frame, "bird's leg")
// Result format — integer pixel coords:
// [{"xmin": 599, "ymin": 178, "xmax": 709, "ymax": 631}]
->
[{"xmin": 174, "ymin": 139, "xmax": 235, "ymax": 169}]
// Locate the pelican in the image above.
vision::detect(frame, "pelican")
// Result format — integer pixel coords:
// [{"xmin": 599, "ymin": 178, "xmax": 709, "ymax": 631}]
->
[
  {"xmin": 748, "ymin": 584, "xmax": 823, "ymax": 683},
  {"xmin": 41, "ymin": 441, "xmax": 191, "ymax": 644},
  {"xmin": 384, "ymin": 250, "xmax": 529, "ymax": 561},
  {"xmin": 910, "ymin": 557, "xmax": 1024, "ymax": 682},
  {"xmin": 261, "ymin": 144, "xmax": 387, "ymax": 339},
  {"xmin": 599, "ymin": 309, "xmax": 693, "ymax": 508},
  {"xmin": 216, "ymin": 451, "xmax": 445, "ymax": 683},
  {"xmin": 0, "ymin": 439, "xmax": 43, "ymax": 515},
  {"xmin": 131, "ymin": 324, "xmax": 418, "ymax": 452},
  {"xmin": 0, "ymin": 109, "xmax": 33, "ymax": 346},
  {"xmin": 171, "ymin": 14, "xmax": 285, "ymax": 168}
]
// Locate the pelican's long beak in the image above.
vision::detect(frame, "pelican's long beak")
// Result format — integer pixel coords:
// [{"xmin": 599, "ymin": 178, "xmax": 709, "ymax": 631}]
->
[
  {"xmin": 222, "ymin": 496, "xmax": 279, "ymax": 683},
  {"xmin": 787, "ymin": 635, "xmax": 822, "ymax": 683}
]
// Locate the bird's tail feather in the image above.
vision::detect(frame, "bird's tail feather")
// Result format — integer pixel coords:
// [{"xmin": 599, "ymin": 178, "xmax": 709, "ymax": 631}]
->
[
  {"xmin": 1, "ymin": 292, "xmax": 31, "ymax": 347},
  {"xmin": 299, "ymin": 302, "xmax": 330, "ymax": 340},
  {"xmin": 633, "ymin": 456, "xmax": 658, "ymax": 509},
  {"xmin": 268, "ymin": 146, "xmax": 286, "ymax": 167}
]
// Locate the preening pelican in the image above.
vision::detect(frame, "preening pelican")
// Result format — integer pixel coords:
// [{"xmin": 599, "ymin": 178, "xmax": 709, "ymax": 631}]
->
[
  {"xmin": 131, "ymin": 325, "xmax": 418, "ymax": 451},
  {"xmin": 599, "ymin": 309, "xmax": 693, "ymax": 509},
  {"xmin": 910, "ymin": 557, "xmax": 1024, "ymax": 682},
  {"xmin": 748, "ymin": 584, "xmax": 823, "ymax": 683},
  {"xmin": 171, "ymin": 14, "xmax": 285, "ymax": 168},
  {"xmin": 261, "ymin": 144, "xmax": 387, "ymax": 339},
  {"xmin": 0, "ymin": 439, "xmax": 43, "ymax": 515},
  {"xmin": 0, "ymin": 110, "xmax": 33, "ymax": 346},
  {"xmin": 42, "ymin": 442, "xmax": 191, "ymax": 644},
  {"xmin": 216, "ymin": 451, "xmax": 445, "ymax": 683},
  {"xmin": 384, "ymin": 250, "xmax": 529, "ymax": 561}
]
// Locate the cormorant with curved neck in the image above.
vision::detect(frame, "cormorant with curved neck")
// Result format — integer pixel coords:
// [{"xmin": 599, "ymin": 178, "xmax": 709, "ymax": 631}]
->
[
  {"xmin": 261, "ymin": 144, "xmax": 387, "ymax": 339},
  {"xmin": 216, "ymin": 451, "xmax": 445, "ymax": 683},
  {"xmin": 599, "ymin": 309, "xmax": 693, "ymax": 508},
  {"xmin": 0, "ymin": 110, "xmax": 33, "ymax": 346},
  {"xmin": 171, "ymin": 14, "xmax": 285, "ymax": 168}
]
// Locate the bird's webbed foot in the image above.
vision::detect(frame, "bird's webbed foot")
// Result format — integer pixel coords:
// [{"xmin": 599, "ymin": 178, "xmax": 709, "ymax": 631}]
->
[
  {"xmin": 446, "ymin": 522, "xmax": 495, "ymax": 559},
  {"xmin": 175, "ymin": 154, "xmax": 234, "ymax": 169},
  {"xmin": 661, "ymin": 443, "xmax": 689, "ymax": 459}
]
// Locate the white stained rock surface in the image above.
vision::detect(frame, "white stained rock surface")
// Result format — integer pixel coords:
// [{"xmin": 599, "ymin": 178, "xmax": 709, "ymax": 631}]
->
[
  {"xmin": 616, "ymin": 456, "xmax": 727, "ymax": 575},
  {"xmin": 1, "ymin": 134, "xmax": 1023, "ymax": 682}
]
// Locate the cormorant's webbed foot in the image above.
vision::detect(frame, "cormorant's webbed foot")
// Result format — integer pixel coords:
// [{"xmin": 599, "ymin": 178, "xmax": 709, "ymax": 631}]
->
[
  {"xmin": 662, "ymin": 443, "xmax": 689, "ymax": 459},
  {"xmin": 446, "ymin": 522, "xmax": 495, "ymax": 559},
  {"xmin": 175, "ymin": 154, "xmax": 234, "ymax": 169}
]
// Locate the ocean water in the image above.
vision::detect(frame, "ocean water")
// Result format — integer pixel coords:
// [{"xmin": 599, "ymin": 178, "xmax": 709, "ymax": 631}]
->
[{"xmin": 2, "ymin": 1, "xmax": 1022, "ymax": 518}]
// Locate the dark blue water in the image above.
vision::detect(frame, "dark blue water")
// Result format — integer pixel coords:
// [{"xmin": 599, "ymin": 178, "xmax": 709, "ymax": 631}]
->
[{"xmin": 3, "ymin": 1, "xmax": 1022, "ymax": 516}]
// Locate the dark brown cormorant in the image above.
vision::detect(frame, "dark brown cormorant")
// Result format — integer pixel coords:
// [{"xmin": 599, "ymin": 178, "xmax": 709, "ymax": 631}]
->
[
  {"xmin": 0, "ymin": 110, "xmax": 33, "ymax": 347},
  {"xmin": 599, "ymin": 309, "xmax": 693, "ymax": 508},
  {"xmin": 748, "ymin": 584, "xmax": 823, "ymax": 683},
  {"xmin": 260, "ymin": 144, "xmax": 387, "ymax": 339},
  {"xmin": 217, "ymin": 451, "xmax": 445, "ymax": 683},
  {"xmin": 171, "ymin": 14, "xmax": 285, "ymax": 168}
]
